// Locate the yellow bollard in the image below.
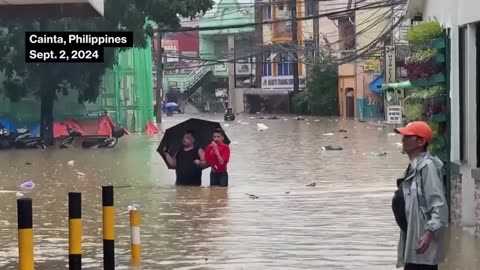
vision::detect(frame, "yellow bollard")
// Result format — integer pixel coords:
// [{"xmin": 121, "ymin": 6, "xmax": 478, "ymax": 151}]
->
[
  {"xmin": 17, "ymin": 198, "xmax": 34, "ymax": 270},
  {"xmin": 102, "ymin": 186, "xmax": 115, "ymax": 270},
  {"xmin": 68, "ymin": 192, "xmax": 82, "ymax": 270},
  {"xmin": 129, "ymin": 209, "xmax": 141, "ymax": 264}
]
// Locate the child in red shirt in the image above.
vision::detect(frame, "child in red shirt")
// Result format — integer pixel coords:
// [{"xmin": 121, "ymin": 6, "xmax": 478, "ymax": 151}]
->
[{"xmin": 205, "ymin": 128, "xmax": 230, "ymax": 187}]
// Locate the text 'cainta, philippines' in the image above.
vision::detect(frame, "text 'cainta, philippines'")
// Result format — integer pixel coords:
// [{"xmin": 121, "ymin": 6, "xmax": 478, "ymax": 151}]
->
[{"xmin": 28, "ymin": 34, "xmax": 129, "ymax": 46}]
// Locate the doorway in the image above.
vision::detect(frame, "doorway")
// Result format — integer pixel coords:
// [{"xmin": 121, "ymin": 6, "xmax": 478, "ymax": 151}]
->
[{"xmin": 345, "ymin": 88, "xmax": 355, "ymax": 117}]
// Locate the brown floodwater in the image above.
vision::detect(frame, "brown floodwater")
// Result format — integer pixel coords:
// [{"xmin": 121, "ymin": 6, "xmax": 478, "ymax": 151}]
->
[{"xmin": 0, "ymin": 114, "xmax": 478, "ymax": 270}]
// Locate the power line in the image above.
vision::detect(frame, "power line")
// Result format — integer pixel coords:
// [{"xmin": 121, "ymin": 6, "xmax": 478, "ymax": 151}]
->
[{"xmin": 163, "ymin": 0, "xmax": 405, "ymax": 33}]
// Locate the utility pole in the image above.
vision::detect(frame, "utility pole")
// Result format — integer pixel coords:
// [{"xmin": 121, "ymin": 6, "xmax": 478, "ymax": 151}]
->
[
  {"xmin": 154, "ymin": 30, "xmax": 163, "ymax": 124},
  {"xmin": 227, "ymin": 35, "xmax": 236, "ymax": 114},
  {"xmin": 289, "ymin": 0, "xmax": 300, "ymax": 113}
]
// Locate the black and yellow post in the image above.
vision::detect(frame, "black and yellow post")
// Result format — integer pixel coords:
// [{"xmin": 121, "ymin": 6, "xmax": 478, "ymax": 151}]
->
[
  {"xmin": 17, "ymin": 198, "xmax": 34, "ymax": 270},
  {"xmin": 102, "ymin": 186, "xmax": 115, "ymax": 269},
  {"xmin": 68, "ymin": 192, "xmax": 82, "ymax": 270}
]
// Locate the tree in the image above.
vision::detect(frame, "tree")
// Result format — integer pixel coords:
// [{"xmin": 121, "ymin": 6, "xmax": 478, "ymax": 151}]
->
[
  {"xmin": 0, "ymin": 0, "xmax": 213, "ymax": 144},
  {"xmin": 293, "ymin": 38, "xmax": 339, "ymax": 116}
]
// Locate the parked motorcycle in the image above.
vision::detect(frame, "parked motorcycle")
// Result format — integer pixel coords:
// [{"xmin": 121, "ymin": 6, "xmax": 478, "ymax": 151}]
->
[
  {"xmin": 0, "ymin": 125, "xmax": 12, "ymax": 149},
  {"xmin": 0, "ymin": 126, "xmax": 46, "ymax": 149},
  {"xmin": 13, "ymin": 128, "xmax": 47, "ymax": 149},
  {"xmin": 61, "ymin": 125, "xmax": 126, "ymax": 149}
]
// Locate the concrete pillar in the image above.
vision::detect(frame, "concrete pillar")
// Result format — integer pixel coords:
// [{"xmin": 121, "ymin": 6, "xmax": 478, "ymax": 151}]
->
[
  {"xmin": 227, "ymin": 35, "xmax": 236, "ymax": 114},
  {"xmin": 449, "ymin": 27, "xmax": 460, "ymax": 161},
  {"xmin": 461, "ymin": 23, "xmax": 477, "ymax": 227}
]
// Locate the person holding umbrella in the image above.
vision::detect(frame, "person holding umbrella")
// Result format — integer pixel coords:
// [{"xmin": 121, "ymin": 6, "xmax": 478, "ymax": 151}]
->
[
  {"xmin": 163, "ymin": 130, "xmax": 206, "ymax": 186},
  {"xmin": 205, "ymin": 128, "xmax": 231, "ymax": 187}
]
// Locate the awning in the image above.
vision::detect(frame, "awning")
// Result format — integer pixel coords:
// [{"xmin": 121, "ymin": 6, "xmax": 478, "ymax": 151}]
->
[
  {"xmin": 381, "ymin": 80, "xmax": 412, "ymax": 90},
  {"xmin": 244, "ymin": 88, "xmax": 291, "ymax": 95},
  {"xmin": 368, "ymin": 75, "xmax": 384, "ymax": 94}
]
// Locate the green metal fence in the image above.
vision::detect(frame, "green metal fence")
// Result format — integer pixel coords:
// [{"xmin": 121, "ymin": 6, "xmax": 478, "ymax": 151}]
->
[{"xmin": 99, "ymin": 39, "xmax": 155, "ymax": 133}]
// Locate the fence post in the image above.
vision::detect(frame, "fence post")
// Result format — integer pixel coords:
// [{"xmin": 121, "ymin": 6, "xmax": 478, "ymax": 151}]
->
[
  {"xmin": 68, "ymin": 192, "xmax": 82, "ymax": 270},
  {"xmin": 17, "ymin": 198, "xmax": 34, "ymax": 270},
  {"xmin": 102, "ymin": 186, "xmax": 115, "ymax": 270},
  {"xmin": 129, "ymin": 209, "xmax": 141, "ymax": 264}
]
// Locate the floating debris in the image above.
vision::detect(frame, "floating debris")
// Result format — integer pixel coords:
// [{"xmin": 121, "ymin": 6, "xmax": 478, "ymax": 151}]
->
[
  {"xmin": 257, "ymin": 123, "xmax": 268, "ymax": 132},
  {"xmin": 267, "ymin": 116, "xmax": 279, "ymax": 120},
  {"xmin": 223, "ymin": 123, "xmax": 230, "ymax": 127},
  {"xmin": 306, "ymin": 181, "xmax": 316, "ymax": 187},
  {"xmin": 25, "ymin": 162, "xmax": 32, "ymax": 165},
  {"xmin": 16, "ymin": 192, "xmax": 24, "ymax": 198},
  {"xmin": 388, "ymin": 133, "xmax": 396, "ymax": 136},
  {"xmin": 245, "ymin": 193, "xmax": 259, "ymax": 199},
  {"xmin": 323, "ymin": 133, "xmax": 334, "ymax": 136},
  {"xmin": 67, "ymin": 160, "xmax": 75, "ymax": 166},
  {"xmin": 370, "ymin": 152, "xmax": 387, "ymax": 157},
  {"xmin": 322, "ymin": 145, "xmax": 343, "ymax": 151},
  {"xmin": 338, "ymin": 129, "xmax": 347, "ymax": 133},
  {"xmin": 296, "ymin": 116, "xmax": 305, "ymax": 120},
  {"xmin": 19, "ymin": 181, "xmax": 35, "ymax": 190}
]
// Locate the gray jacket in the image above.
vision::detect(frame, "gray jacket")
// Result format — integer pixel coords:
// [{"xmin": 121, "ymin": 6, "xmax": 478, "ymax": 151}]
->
[{"xmin": 396, "ymin": 152, "xmax": 448, "ymax": 268}]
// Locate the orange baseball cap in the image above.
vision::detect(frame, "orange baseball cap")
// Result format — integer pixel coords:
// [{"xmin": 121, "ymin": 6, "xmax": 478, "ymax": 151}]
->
[{"xmin": 394, "ymin": 121, "xmax": 433, "ymax": 143}]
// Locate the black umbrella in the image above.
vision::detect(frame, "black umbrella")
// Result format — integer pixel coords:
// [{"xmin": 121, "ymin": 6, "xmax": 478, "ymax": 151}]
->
[{"xmin": 157, "ymin": 118, "xmax": 231, "ymax": 169}]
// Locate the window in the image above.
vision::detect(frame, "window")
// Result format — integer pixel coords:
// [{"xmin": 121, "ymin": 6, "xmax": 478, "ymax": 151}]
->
[
  {"xmin": 305, "ymin": 0, "xmax": 316, "ymax": 16},
  {"xmin": 262, "ymin": 4, "xmax": 272, "ymax": 20},
  {"xmin": 277, "ymin": 52, "xmax": 293, "ymax": 76},
  {"xmin": 263, "ymin": 51, "xmax": 272, "ymax": 76},
  {"xmin": 278, "ymin": 3, "xmax": 284, "ymax": 11}
]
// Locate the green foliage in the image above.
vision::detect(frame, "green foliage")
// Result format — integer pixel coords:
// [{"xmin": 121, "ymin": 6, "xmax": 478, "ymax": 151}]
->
[
  {"xmin": 404, "ymin": 85, "xmax": 446, "ymax": 103},
  {"xmin": 294, "ymin": 38, "xmax": 338, "ymax": 116},
  {"xmin": 406, "ymin": 19, "xmax": 444, "ymax": 44},
  {"xmin": 403, "ymin": 103, "xmax": 422, "ymax": 122},
  {"xmin": 0, "ymin": 0, "xmax": 214, "ymax": 103},
  {"xmin": 405, "ymin": 48, "xmax": 437, "ymax": 64}
]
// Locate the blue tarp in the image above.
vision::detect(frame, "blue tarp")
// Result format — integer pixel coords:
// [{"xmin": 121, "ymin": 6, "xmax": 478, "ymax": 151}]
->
[
  {"xmin": 0, "ymin": 117, "xmax": 17, "ymax": 132},
  {"xmin": 29, "ymin": 123, "xmax": 41, "ymax": 137},
  {"xmin": 369, "ymin": 76, "xmax": 384, "ymax": 95}
]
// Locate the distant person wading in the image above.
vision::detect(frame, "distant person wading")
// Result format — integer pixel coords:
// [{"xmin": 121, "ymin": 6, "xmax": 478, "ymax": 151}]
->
[{"xmin": 164, "ymin": 131, "xmax": 206, "ymax": 186}]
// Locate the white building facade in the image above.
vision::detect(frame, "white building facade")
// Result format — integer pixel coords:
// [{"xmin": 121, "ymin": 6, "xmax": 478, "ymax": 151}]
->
[{"xmin": 405, "ymin": 0, "xmax": 480, "ymax": 236}]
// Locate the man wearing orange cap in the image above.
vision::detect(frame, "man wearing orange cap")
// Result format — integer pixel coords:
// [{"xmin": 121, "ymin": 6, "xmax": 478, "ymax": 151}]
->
[{"xmin": 392, "ymin": 121, "xmax": 448, "ymax": 270}]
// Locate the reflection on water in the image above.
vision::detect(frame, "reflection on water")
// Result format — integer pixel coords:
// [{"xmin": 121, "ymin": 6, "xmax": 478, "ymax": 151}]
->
[{"xmin": 0, "ymin": 114, "xmax": 477, "ymax": 269}]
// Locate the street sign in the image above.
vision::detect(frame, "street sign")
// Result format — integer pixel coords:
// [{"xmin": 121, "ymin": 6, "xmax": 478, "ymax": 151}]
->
[{"xmin": 387, "ymin": 105, "xmax": 402, "ymax": 124}]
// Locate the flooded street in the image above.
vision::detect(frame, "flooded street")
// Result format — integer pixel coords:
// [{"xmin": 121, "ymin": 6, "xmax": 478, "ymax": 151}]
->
[{"xmin": 0, "ymin": 114, "xmax": 478, "ymax": 269}]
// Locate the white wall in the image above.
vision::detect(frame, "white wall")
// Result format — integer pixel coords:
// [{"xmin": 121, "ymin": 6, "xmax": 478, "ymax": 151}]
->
[{"xmin": 423, "ymin": 0, "xmax": 480, "ymax": 27}]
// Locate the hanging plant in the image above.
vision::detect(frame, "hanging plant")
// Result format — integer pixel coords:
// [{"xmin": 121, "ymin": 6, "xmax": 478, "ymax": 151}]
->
[
  {"xmin": 404, "ymin": 85, "xmax": 446, "ymax": 102},
  {"xmin": 403, "ymin": 103, "xmax": 422, "ymax": 122},
  {"xmin": 405, "ymin": 48, "xmax": 438, "ymax": 63},
  {"xmin": 406, "ymin": 20, "xmax": 444, "ymax": 44},
  {"xmin": 404, "ymin": 60, "xmax": 443, "ymax": 80}
]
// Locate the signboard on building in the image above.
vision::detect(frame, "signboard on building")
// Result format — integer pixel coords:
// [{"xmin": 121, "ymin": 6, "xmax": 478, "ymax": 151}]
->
[
  {"xmin": 385, "ymin": 45, "xmax": 396, "ymax": 84},
  {"xmin": 235, "ymin": 63, "xmax": 252, "ymax": 76},
  {"xmin": 363, "ymin": 59, "xmax": 381, "ymax": 72},
  {"xmin": 261, "ymin": 76, "xmax": 306, "ymax": 90},
  {"xmin": 387, "ymin": 105, "xmax": 402, "ymax": 124},
  {"xmin": 214, "ymin": 63, "xmax": 228, "ymax": 76},
  {"xmin": 162, "ymin": 40, "xmax": 179, "ymax": 62}
]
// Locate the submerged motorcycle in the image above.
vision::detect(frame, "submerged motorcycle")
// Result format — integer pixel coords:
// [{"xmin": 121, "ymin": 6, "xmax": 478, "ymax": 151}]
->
[
  {"xmin": 0, "ymin": 126, "xmax": 46, "ymax": 149},
  {"xmin": 61, "ymin": 125, "xmax": 126, "ymax": 149}
]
